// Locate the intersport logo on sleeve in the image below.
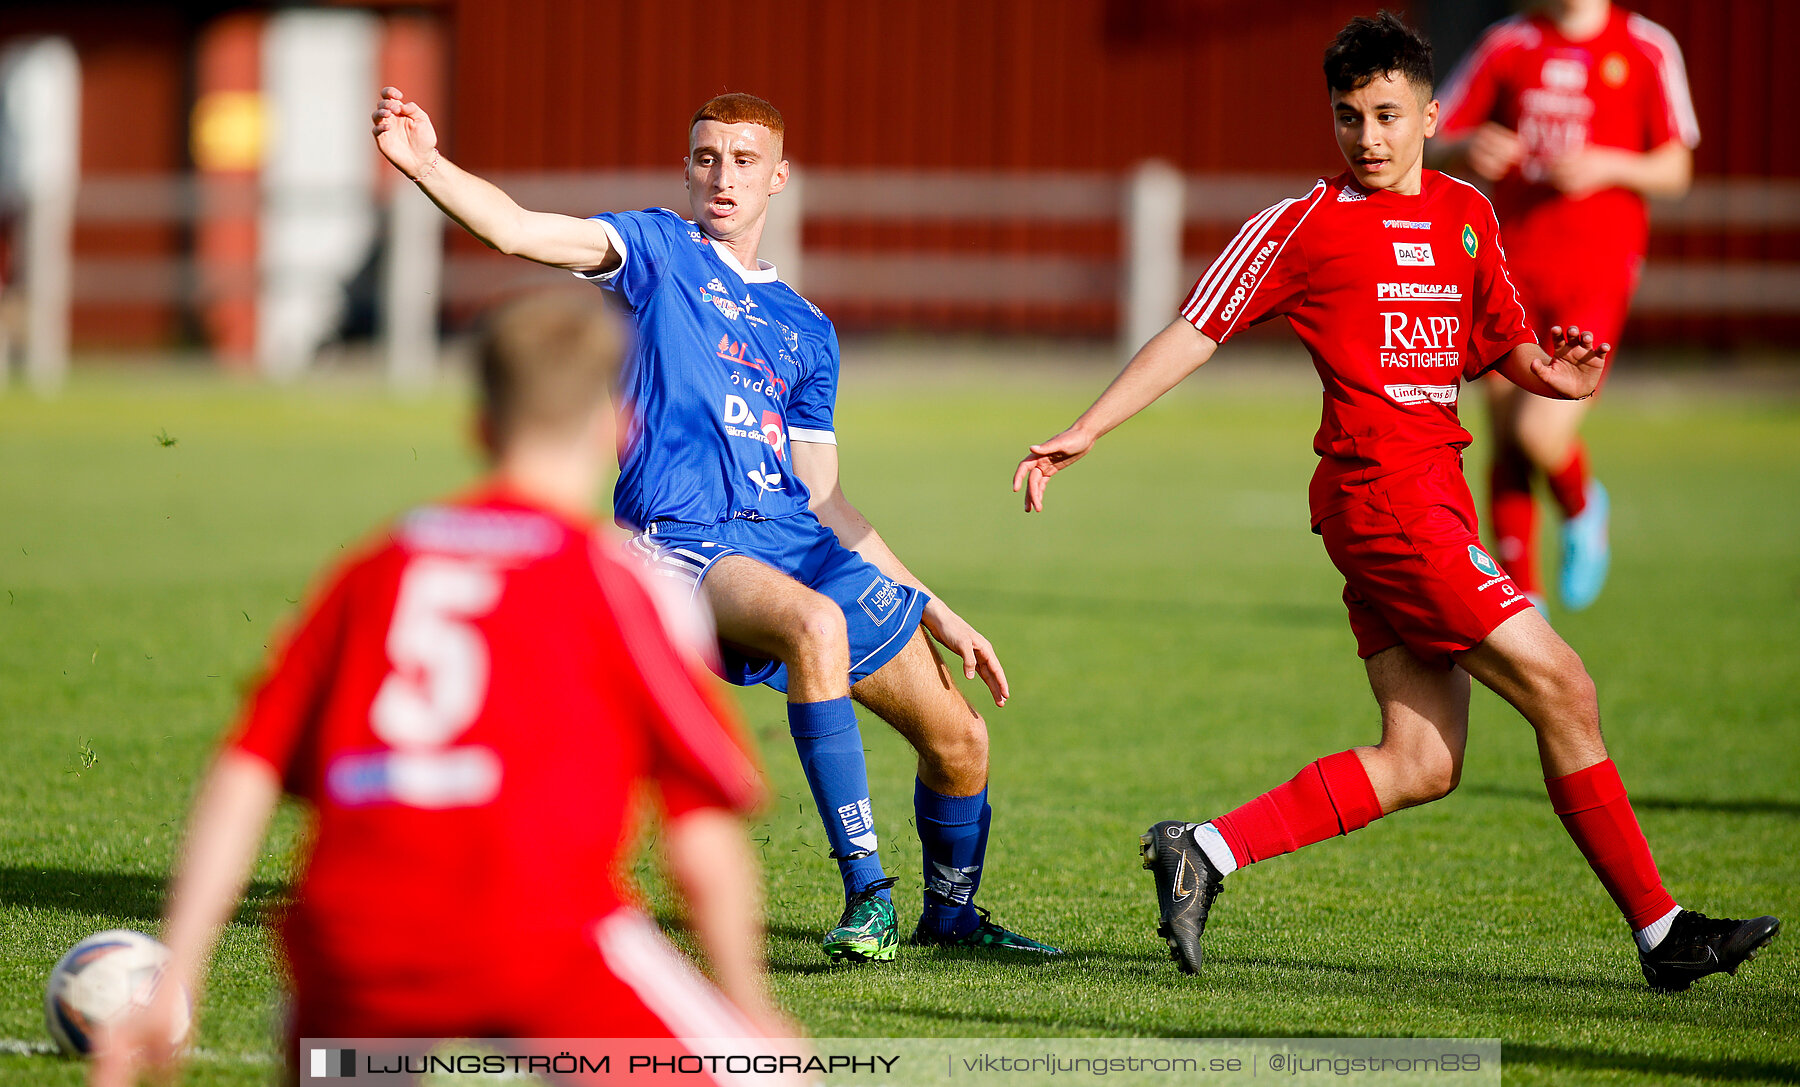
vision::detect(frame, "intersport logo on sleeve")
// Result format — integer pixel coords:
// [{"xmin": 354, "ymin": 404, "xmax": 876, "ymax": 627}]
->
[{"xmin": 1392, "ymin": 242, "xmax": 1435, "ymax": 266}]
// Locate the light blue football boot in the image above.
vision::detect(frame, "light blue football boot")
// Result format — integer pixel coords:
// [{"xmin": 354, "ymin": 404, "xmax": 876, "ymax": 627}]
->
[{"xmin": 1559, "ymin": 480, "xmax": 1610, "ymax": 611}]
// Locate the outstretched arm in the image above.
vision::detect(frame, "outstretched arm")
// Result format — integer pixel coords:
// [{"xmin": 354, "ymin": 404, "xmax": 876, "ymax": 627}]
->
[
  {"xmin": 91, "ymin": 751, "xmax": 282, "ymax": 1087},
  {"xmin": 792, "ymin": 441, "xmax": 1009, "ymax": 707},
  {"xmin": 372, "ymin": 86, "xmax": 618, "ymax": 272},
  {"xmin": 1496, "ymin": 324, "xmax": 1610, "ymax": 400},
  {"xmin": 1012, "ymin": 317, "xmax": 1219, "ymax": 513}
]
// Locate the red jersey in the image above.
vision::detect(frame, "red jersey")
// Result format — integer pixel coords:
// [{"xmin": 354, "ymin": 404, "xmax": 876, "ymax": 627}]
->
[
  {"xmin": 227, "ymin": 487, "xmax": 764, "ymax": 991},
  {"xmin": 1437, "ymin": 7, "xmax": 1699, "ymax": 262},
  {"xmin": 1182, "ymin": 170, "xmax": 1536, "ymax": 525}
]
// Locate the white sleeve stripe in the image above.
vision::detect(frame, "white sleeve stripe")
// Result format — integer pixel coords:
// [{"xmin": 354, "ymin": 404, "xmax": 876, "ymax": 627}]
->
[
  {"xmin": 1180, "ymin": 199, "xmax": 1296, "ymax": 318},
  {"xmin": 788, "ymin": 426, "xmax": 836, "ymax": 445},
  {"xmin": 1189, "ymin": 193, "xmax": 1304, "ymax": 313},
  {"xmin": 1437, "ymin": 16, "xmax": 1530, "ymax": 121},
  {"xmin": 596, "ymin": 557, "xmax": 761, "ymax": 807},
  {"xmin": 596, "ymin": 911, "xmax": 766, "ymax": 1054},
  {"xmin": 1213, "ymin": 186, "xmax": 1324, "ymax": 341},
  {"xmin": 1186, "ymin": 182, "xmax": 1325, "ymax": 330},
  {"xmin": 1628, "ymin": 14, "xmax": 1701, "ymax": 148},
  {"xmin": 1186, "ymin": 201, "xmax": 1290, "ymax": 325},
  {"xmin": 570, "ymin": 217, "xmax": 630, "ymax": 283},
  {"xmin": 1182, "ymin": 200, "xmax": 1284, "ymax": 313}
]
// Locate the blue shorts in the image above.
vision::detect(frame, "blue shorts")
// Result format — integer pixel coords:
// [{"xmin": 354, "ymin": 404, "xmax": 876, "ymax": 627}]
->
[{"xmin": 626, "ymin": 513, "xmax": 928, "ymax": 693}]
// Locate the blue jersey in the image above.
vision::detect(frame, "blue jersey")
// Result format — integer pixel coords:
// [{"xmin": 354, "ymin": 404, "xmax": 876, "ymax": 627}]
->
[{"xmin": 582, "ymin": 208, "xmax": 840, "ymax": 530}]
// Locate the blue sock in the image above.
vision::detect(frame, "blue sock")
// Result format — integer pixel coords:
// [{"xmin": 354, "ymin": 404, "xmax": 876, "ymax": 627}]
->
[
  {"xmin": 916, "ymin": 780, "xmax": 989, "ymax": 938},
  {"xmin": 788, "ymin": 698, "xmax": 889, "ymax": 900}
]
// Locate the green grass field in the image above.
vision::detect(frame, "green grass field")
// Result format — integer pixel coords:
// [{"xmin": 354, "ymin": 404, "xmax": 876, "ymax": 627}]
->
[{"xmin": 2, "ymin": 358, "xmax": 1796, "ymax": 1085}]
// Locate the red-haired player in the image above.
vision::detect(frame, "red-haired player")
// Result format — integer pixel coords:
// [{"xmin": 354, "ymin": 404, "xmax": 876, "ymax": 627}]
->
[
  {"xmin": 1015, "ymin": 12, "xmax": 1776, "ymax": 991},
  {"xmin": 366, "ymin": 86, "xmax": 1058, "ymax": 965},
  {"xmin": 93, "ymin": 295, "xmax": 790, "ymax": 1086},
  {"xmin": 1434, "ymin": 0, "xmax": 1699, "ymax": 611}
]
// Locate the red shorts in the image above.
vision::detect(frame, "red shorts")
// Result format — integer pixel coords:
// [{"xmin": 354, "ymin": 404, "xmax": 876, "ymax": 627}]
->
[
  {"xmin": 286, "ymin": 910, "xmax": 767, "ymax": 1082},
  {"xmin": 1319, "ymin": 458, "xmax": 1534, "ymax": 670},
  {"xmin": 1513, "ymin": 254, "xmax": 1641, "ymax": 391}
]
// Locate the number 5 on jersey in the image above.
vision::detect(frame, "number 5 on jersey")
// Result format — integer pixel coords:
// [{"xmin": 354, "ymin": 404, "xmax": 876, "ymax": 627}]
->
[{"xmin": 371, "ymin": 556, "xmax": 502, "ymax": 749}]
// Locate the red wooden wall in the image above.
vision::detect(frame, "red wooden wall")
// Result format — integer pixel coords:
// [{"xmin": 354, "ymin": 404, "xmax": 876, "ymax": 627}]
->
[
  {"xmin": 1, "ymin": 0, "xmax": 1792, "ymax": 348},
  {"xmin": 440, "ymin": 0, "xmax": 1796, "ymax": 343},
  {"xmin": 446, "ymin": 0, "xmax": 1380, "ymax": 173}
]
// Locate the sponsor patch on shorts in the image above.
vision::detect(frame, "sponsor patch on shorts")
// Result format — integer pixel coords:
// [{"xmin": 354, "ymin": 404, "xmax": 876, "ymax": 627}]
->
[{"xmin": 858, "ymin": 575, "xmax": 903, "ymax": 625}]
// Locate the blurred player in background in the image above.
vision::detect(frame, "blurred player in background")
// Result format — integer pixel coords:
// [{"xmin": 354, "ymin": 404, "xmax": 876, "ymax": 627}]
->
[
  {"xmin": 1433, "ymin": 0, "xmax": 1699, "ymax": 611},
  {"xmin": 1016, "ymin": 12, "xmax": 1776, "ymax": 991},
  {"xmin": 93, "ymin": 295, "xmax": 787, "ymax": 1086},
  {"xmin": 370, "ymin": 88, "xmax": 1058, "ymax": 962}
]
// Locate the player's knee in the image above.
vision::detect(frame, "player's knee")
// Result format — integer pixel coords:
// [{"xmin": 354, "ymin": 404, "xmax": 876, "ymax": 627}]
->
[
  {"xmin": 923, "ymin": 708, "xmax": 989, "ymax": 783},
  {"xmin": 1433, "ymin": 753, "xmax": 1463, "ymax": 800},
  {"xmin": 1514, "ymin": 413, "xmax": 1574, "ymax": 469},
  {"xmin": 1533, "ymin": 650, "xmax": 1599, "ymax": 730},
  {"xmin": 783, "ymin": 595, "xmax": 848, "ymax": 661},
  {"xmin": 1405, "ymin": 748, "xmax": 1460, "ymax": 804},
  {"xmin": 1516, "ymin": 430, "xmax": 1565, "ymax": 471}
]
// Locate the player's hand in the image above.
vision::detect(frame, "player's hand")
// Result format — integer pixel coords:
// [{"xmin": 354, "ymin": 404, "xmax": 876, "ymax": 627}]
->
[
  {"xmin": 88, "ymin": 986, "xmax": 186, "ymax": 1087},
  {"xmin": 1534, "ymin": 325, "xmax": 1610, "ymax": 400},
  {"xmin": 1545, "ymin": 147, "xmax": 1623, "ymax": 199},
  {"xmin": 1466, "ymin": 122, "xmax": 1522, "ymax": 182},
  {"xmin": 922, "ymin": 600, "xmax": 1009, "ymax": 707},
  {"xmin": 371, "ymin": 86, "xmax": 439, "ymax": 180},
  {"xmin": 1012, "ymin": 426, "xmax": 1095, "ymax": 513}
]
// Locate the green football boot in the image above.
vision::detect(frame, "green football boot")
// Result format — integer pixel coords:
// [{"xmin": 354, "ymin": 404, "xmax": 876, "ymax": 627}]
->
[
  {"xmin": 822, "ymin": 877, "xmax": 899, "ymax": 963},
  {"xmin": 909, "ymin": 900, "xmax": 1063, "ymax": 955}
]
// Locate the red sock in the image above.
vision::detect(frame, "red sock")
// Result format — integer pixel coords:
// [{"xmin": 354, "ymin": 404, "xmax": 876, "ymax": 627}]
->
[
  {"xmin": 1546, "ymin": 443, "xmax": 1589, "ymax": 518},
  {"xmin": 1489, "ymin": 449, "xmax": 1540, "ymax": 595},
  {"xmin": 1213, "ymin": 750, "xmax": 1383, "ymax": 867},
  {"xmin": 1545, "ymin": 760, "xmax": 1676, "ymax": 930}
]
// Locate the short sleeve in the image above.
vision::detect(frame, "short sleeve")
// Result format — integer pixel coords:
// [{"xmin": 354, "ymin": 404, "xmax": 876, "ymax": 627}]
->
[
  {"xmin": 1180, "ymin": 186, "xmax": 1321, "ymax": 342},
  {"xmin": 1629, "ymin": 15, "xmax": 1701, "ymax": 150},
  {"xmin": 1437, "ymin": 25, "xmax": 1509, "ymax": 135},
  {"xmin": 225, "ymin": 564, "xmax": 355, "ymax": 794},
  {"xmin": 578, "ymin": 209, "xmax": 677, "ymax": 312},
  {"xmin": 786, "ymin": 316, "xmax": 840, "ymax": 444},
  {"xmin": 1464, "ymin": 205, "xmax": 1538, "ymax": 380},
  {"xmin": 592, "ymin": 554, "xmax": 766, "ymax": 818}
]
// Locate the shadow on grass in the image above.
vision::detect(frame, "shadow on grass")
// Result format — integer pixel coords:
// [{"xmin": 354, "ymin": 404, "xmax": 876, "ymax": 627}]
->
[
  {"xmin": 761, "ymin": 921, "xmax": 1106, "ymax": 975},
  {"xmin": 1225, "ymin": 953, "xmax": 1646, "ymax": 996},
  {"xmin": 1461, "ymin": 783, "xmax": 1800, "ymax": 818},
  {"xmin": 0, "ymin": 866, "xmax": 286, "ymax": 926}
]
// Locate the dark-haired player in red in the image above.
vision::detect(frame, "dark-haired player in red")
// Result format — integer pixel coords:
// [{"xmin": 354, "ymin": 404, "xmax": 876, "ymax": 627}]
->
[
  {"xmin": 1434, "ymin": 0, "xmax": 1698, "ymax": 612},
  {"xmin": 94, "ymin": 295, "xmax": 792, "ymax": 1087},
  {"xmin": 1014, "ymin": 12, "xmax": 1775, "ymax": 990}
]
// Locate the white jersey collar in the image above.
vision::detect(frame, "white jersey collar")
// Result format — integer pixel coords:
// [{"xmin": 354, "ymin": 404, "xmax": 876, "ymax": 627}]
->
[{"xmin": 707, "ymin": 236, "xmax": 779, "ymax": 283}]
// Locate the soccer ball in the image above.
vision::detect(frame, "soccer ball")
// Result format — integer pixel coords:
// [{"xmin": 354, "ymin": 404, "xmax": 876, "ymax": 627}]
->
[{"xmin": 43, "ymin": 929, "xmax": 191, "ymax": 1057}]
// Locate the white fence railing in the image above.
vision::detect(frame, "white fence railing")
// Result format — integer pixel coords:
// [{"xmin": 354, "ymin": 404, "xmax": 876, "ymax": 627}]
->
[{"xmin": 9, "ymin": 168, "xmax": 1800, "ymax": 389}]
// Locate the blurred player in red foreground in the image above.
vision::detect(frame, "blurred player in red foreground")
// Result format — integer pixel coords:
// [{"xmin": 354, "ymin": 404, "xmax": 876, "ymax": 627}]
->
[
  {"xmin": 93, "ymin": 294, "xmax": 791, "ymax": 1086},
  {"xmin": 1433, "ymin": 0, "xmax": 1698, "ymax": 611},
  {"xmin": 1015, "ymin": 12, "xmax": 1776, "ymax": 991}
]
